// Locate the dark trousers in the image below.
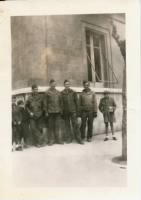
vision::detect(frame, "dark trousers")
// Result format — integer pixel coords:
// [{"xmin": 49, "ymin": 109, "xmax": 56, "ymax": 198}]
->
[
  {"xmin": 48, "ymin": 113, "xmax": 62, "ymax": 143},
  {"xmin": 21, "ymin": 121, "xmax": 29, "ymax": 143},
  {"xmin": 12, "ymin": 124, "xmax": 22, "ymax": 144},
  {"xmin": 30, "ymin": 117, "xmax": 43, "ymax": 145},
  {"xmin": 63, "ymin": 112, "xmax": 81, "ymax": 142},
  {"xmin": 80, "ymin": 111, "xmax": 94, "ymax": 139},
  {"xmin": 12, "ymin": 122, "xmax": 29, "ymax": 145}
]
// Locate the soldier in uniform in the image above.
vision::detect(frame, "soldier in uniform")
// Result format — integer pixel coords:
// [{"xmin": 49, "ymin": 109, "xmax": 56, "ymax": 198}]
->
[
  {"xmin": 61, "ymin": 80, "xmax": 83, "ymax": 144},
  {"xmin": 79, "ymin": 81, "xmax": 97, "ymax": 142},
  {"xmin": 44, "ymin": 80, "xmax": 63, "ymax": 145},
  {"xmin": 25, "ymin": 84, "xmax": 44, "ymax": 147},
  {"xmin": 99, "ymin": 90, "xmax": 117, "ymax": 141}
]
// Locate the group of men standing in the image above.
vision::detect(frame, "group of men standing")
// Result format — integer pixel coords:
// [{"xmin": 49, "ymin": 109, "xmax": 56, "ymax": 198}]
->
[{"xmin": 12, "ymin": 80, "xmax": 117, "ymax": 151}]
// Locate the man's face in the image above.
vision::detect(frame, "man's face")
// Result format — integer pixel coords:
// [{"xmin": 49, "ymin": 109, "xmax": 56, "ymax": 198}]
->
[
  {"xmin": 64, "ymin": 81, "xmax": 70, "ymax": 89},
  {"xmin": 32, "ymin": 88, "xmax": 38, "ymax": 95},
  {"xmin": 50, "ymin": 81, "xmax": 56, "ymax": 89},
  {"xmin": 104, "ymin": 93, "xmax": 109, "ymax": 98},
  {"xmin": 84, "ymin": 82, "xmax": 90, "ymax": 90}
]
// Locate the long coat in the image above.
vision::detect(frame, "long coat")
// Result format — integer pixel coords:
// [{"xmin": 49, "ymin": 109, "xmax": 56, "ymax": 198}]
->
[{"xmin": 99, "ymin": 96, "xmax": 116, "ymax": 123}]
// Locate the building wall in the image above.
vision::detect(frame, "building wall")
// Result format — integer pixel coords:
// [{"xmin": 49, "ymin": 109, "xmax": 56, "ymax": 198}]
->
[
  {"xmin": 11, "ymin": 16, "xmax": 48, "ymax": 89},
  {"xmin": 11, "ymin": 14, "xmax": 125, "ymax": 89}
]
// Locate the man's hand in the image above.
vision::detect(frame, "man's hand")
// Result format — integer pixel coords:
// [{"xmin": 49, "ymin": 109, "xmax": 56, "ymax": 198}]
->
[
  {"xmin": 13, "ymin": 121, "xmax": 17, "ymax": 125},
  {"xmin": 45, "ymin": 112, "xmax": 48, "ymax": 117},
  {"xmin": 77, "ymin": 112, "xmax": 82, "ymax": 118},
  {"xmin": 93, "ymin": 112, "xmax": 97, "ymax": 118},
  {"xmin": 30, "ymin": 112, "xmax": 34, "ymax": 117},
  {"xmin": 17, "ymin": 121, "xmax": 21, "ymax": 125}
]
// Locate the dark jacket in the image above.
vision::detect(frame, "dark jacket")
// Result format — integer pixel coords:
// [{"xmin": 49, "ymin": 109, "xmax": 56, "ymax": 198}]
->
[
  {"xmin": 99, "ymin": 96, "xmax": 116, "ymax": 114},
  {"xmin": 99, "ymin": 96, "xmax": 116, "ymax": 123},
  {"xmin": 79, "ymin": 89, "xmax": 97, "ymax": 112},
  {"xmin": 18, "ymin": 106, "xmax": 30, "ymax": 122},
  {"xmin": 61, "ymin": 88, "xmax": 78, "ymax": 113},
  {"xmin": 25, "ymin": 93, "xmax": 44, "ymax": 118},
  {"xmin": 44, "ymin": 88, "xmax": 62, "ymax": 113},
  {"xmin": 12, "ymin": 103, "xmax": 22, "ymax": 125}
]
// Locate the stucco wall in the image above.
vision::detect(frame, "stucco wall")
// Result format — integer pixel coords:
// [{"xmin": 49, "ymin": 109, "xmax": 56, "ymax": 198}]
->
[
  {"xmin": 11, "ymin": 14, "xmax": 125, "ymax": 90},
  {"xmin": 11, "ymin": 16, "xmax": 48, "ymax": 89}
]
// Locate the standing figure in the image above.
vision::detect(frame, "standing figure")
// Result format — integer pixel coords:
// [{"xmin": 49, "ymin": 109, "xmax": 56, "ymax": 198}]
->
[
  {"xmin": 25, "ymin": 84, "xmax": 44, "ymax": 147},
  {"xmin": 61, "ymin": 80, "xmax": 83, "ymax": 144},
  {"xmin": 44, "ymin": 80, "xmax": 63, "ymax": 145},
  {"xmin": 12, "ymin": 96, "xmax": 23, "ymax": 151},
  {"xmin": 79, "ymin": 81, "xmax": 97, "ymax": 142},
  {"xmin": 17, "ymin": 100, "xmax": 30, "ymax": 148},
  {"xmin": 99, "ymin": 90, "xmax": 117, "ymax": 141}
]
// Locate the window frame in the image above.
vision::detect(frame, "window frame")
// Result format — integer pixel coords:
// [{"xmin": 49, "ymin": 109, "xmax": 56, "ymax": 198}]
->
[
  {"xmin": 81, "ymin": 21, "xmax": 113, "ymax": 87},
  {"xmin": 86, "ymin": 29, "xmax": 105, "ymax": 82}
]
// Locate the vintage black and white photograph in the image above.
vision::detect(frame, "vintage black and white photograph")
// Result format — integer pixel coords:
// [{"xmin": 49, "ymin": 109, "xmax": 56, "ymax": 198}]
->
[
  {"xmin": 0, "ymin": 0, "xmax": 141, "ymax": 199},
  {"xmin": 11, "ymin": 13, "xmax": 127, "ymax": 187}
]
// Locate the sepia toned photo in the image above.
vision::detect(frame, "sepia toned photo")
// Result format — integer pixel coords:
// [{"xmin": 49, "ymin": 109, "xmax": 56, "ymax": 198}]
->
[{"xmin": 11, "ymin": 13, "xmax": 127, "ymax": 187}]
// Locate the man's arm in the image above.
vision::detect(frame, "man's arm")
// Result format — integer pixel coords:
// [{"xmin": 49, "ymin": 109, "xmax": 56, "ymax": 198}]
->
[
  {"xmin": 92, "ymin": 93, "xmax": 98, "ymax": 113},
  {"xmin": 25, "ymin": 99, "xmax": 31, "ymax": 113},
  {"xmin": 99, "ymin": 99, "xmax": 103, "ymax": 113},
  {"xmin": 43, "ymin": 92, "xmax": 48, "ymax": 115},
  {"xmin": 25, "ymin": 97, "xmax": 33, "ymax": 116},
  {"xmin": 73, "ymin": 91, "xmax": 79, "ymax": 113},
  {"xmin": 78, "ymin": 93, "xmax": 82, "ymax": 114},
  {"xmin": 59, "ymin": 92, "xmax": 63, "ymax": 114},
  {"xmin": 112, "ymin": 98, "xmax": 117, "ymax": 112}
]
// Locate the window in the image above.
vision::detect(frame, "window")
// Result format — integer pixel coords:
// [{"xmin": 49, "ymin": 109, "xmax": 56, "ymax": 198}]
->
[{"xmin": 86, "ymin": 29, "xmax": 106, "ymax": 83}]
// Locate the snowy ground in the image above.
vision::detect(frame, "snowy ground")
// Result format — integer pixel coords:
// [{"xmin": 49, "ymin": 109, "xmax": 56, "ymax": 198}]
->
[{"xmin": 11, "ymin": 132, "xmax": 127, "ymax": 187}]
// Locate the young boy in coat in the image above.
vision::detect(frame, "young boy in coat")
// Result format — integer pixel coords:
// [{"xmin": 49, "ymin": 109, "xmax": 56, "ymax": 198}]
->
[
  {"xmin": 17, "ymin": 100, "xmax": 30, "ymax": 148},
  {"xmin": 99, "ymin": 91, "xmax": 117, "ymax": 141},
  {"xmin": 12, "ymin": 97, "xmax": 23, "ymax": 151}
]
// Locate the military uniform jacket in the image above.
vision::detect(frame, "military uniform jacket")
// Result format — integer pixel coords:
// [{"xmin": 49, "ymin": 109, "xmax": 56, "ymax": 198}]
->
[
  {"xmin": 79, "ymin": 89, "xmax": 97, "ymax": 112},
  {"xmin": 61, "ymin": 88, "xmax": 78, "ymax": 113},
  {"xmin": 99, "ymin": 96, "xmax": 116, "ymax": 123},
  {"xmin": 25, "ymin": 93, "xmax": 44, "ymax": 118},
  {"xmin": 44, "ymin": 88, "xmax": 62, "ymax": 113}
]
